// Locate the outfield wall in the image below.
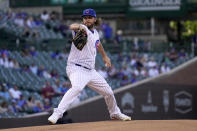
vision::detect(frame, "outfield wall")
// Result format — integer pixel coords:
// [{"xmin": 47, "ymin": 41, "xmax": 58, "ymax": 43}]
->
[{"xmin": 67, "ymin": 83, "xmax": 197, "ymax": 122}]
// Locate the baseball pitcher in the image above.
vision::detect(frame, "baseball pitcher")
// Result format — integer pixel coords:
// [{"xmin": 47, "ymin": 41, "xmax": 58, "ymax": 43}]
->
[{"xmin": 48, "ymin": 9, "xmax": 131, "ymax": 124}]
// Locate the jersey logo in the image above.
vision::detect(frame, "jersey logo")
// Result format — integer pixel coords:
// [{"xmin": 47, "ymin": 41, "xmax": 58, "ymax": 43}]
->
[{"xmin": 95, "ymin": 40, "xmax": 100, "ymax": 49}]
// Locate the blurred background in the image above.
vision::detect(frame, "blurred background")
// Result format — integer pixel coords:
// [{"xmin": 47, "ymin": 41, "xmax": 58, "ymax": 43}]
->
[{"xmin": 0, "ymin": 0, "xmax": 197, "ymax": 129}]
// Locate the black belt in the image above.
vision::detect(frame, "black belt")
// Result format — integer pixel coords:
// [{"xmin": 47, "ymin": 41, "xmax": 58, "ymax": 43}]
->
[{"xmin": 75, "ymin": 64, "xmax": 91, "ymax": 70}]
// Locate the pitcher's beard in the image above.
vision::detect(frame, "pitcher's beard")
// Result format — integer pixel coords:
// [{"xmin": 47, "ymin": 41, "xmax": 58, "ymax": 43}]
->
[{"xmin": 85, "ymin": 23, "xmax": 94, "ymax": 29}]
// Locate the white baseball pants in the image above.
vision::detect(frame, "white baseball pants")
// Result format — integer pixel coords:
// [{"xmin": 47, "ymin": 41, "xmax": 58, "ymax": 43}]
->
[{"xmin": 54, "ymin": 64, "xmax": 121, "ymax": 118}]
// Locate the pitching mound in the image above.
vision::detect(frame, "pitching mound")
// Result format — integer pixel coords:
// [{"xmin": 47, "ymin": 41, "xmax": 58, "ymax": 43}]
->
[{"xmin": 1, "ymin": 120, "xmax": 197, "ymax": 131}]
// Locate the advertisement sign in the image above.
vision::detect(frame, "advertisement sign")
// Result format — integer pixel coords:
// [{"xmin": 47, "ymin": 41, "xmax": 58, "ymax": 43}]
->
[
  {"xmin": 117, "ymin": 84, "xmax": 197, "ymax": 120},
  {"xmin": 141, "ymin": 91, "xmax": 158, "ymax": 113},
  {"xmin": 163, "ymin": 90, "xmax": 169, "ymax": 113},
  {"xmin": 174, "ymin": 91, "xmax": 192, "ymax": 114},
  {"xmin": 127, "ymin": 0, "xmax": 187, "ymax": 18},
  {"xmin": 121, "ymin": 93, "xmax": 135, "ymax": 114},
  {"xmin": 50, "ymin": 0, "xmax": 66, "ymax": 4},
  {"xmin": 129, "ymin": 0, "xmax": 181, "ymax": 11}
]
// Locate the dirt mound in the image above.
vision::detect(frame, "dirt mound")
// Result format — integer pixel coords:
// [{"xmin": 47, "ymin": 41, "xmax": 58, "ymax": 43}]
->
[{"xmin": 1, "ymin": 120, "xmax": 197, "ymax": 131}]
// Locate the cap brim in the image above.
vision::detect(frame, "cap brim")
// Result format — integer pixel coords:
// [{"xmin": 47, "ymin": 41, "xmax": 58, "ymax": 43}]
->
[{"xmin": 81, "ymin": 15, "xmax": 96, "ymax": 18}]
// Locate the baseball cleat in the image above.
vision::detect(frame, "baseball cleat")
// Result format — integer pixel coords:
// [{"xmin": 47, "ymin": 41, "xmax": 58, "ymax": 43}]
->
[
  {"xmin": 48, "ymin": 112, "xmax": 60, "ymax": 124},
  {"xmin": 111, "ymin": 113, "xmax": 132, "ymax": 121}
]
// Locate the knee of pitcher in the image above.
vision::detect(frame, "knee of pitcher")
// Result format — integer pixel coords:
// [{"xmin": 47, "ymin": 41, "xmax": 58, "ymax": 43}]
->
[
  {"xmin": 71, "ymin": 86, "xmax": 84, "ymax": 94},
  {"xmin": 105, "ymin": 89, "xmax": 114, "ymax": 97}
]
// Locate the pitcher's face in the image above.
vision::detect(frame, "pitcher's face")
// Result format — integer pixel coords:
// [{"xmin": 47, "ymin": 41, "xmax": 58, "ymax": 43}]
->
[{"xmin": 83, "ymin": 16, "xmax": 96, "ymax": 29}]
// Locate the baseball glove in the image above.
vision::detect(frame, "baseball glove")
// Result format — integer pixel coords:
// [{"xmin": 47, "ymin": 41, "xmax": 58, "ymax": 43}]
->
[{"xmin": 71, "ymin": 29, "xmax": 87, "ymax": 51}]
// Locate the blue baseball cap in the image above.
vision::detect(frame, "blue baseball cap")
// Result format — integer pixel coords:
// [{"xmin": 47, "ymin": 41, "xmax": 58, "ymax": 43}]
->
[{"xmin": 82, "ymin": 9, "xmax": 96, "ymax": 18}]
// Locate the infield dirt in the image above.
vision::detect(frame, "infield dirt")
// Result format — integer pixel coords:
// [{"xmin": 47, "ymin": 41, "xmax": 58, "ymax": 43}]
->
[{"xmin": 1, "ymin": 120, "xmax": 197, "ymax": 131}]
